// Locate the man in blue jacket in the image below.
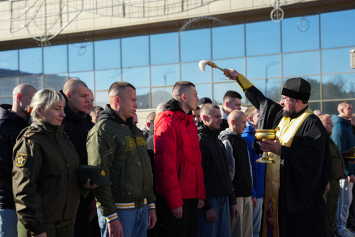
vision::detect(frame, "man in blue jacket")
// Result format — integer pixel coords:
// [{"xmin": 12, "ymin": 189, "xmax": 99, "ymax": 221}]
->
[
  {"xmin": 331, "ymin": 101, "xmax": 355, "ymax": 237},
  {"xmin": 242, "ymin": 106, "xmax": 265, "ymax": 237}
]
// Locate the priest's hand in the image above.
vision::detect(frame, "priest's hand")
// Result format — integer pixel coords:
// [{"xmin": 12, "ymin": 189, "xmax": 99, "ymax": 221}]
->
[
  {"xmin": 348, "ymin": 175, "xmax": 355, "ymax": 183},
  {"xmin": 252, "ymin": 197, "xmax": 257, "ymax": 207},
  {"xmin": 223, "ymin": 69, "xmax": 240, "ymax": 80},
  {"xmin": 260, "ymin": 138, "xmax": 281, "ymax": 155}
]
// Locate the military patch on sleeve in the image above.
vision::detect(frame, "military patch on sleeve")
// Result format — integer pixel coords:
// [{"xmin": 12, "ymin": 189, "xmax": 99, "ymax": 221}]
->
[
  {"xmin": 15, "ymin": 153, "xmax": 28, "ymax": 168},
  {"xmin": 23, "ymin": 132, "xmax": 34, "ymax": 138}
]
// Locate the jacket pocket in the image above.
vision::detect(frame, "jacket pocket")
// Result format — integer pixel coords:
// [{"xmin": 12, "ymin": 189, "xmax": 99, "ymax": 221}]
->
[{"xmin": 111, "ymin": 167, "xmax": 125, "ymax": 193}]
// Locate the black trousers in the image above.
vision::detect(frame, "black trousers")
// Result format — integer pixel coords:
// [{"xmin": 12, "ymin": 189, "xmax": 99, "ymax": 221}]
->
[
  {"xmin": 347, "ymin": 184, "xmax": 355, "ymax": 227},
  {"xmin": 74, "ymin": 196, "xmax": 101, "ymax": 237},
  {"xmin": 155, "ymin": 194, "xmax": 198, "ymax": 237}
]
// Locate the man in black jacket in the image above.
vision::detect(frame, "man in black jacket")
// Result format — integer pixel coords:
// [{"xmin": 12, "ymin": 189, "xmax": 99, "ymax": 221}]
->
[
  {"xmin": 219, "ymin": 110, "xmax": 253, "ymax": 237},
  {"xmin": 60, "ymin": 78, "xmax": 99, "ymax": 237},
  {"xmin": 197, "ymin": 104, "xmax": 235, "ymax": 237},
  {"xmin": 220, "ymin": 91, "xmax": 242, "ymax": 131},
  {"xmin": 0, "ymin": 83, "xmax": 36, "ymax": 237}
]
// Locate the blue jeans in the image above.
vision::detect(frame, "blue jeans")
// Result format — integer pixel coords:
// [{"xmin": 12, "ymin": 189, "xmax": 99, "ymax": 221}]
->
[
  {"xmin": 97, "ymin": 206, "xmax": 148, "ymax": 237},
  {"xmin": 0, "ymin": 209, "xmax": 18, "ymax": 237},
  {"xmin": 196, "ymin": 196, "xmax": 231, "ymax": 237}
]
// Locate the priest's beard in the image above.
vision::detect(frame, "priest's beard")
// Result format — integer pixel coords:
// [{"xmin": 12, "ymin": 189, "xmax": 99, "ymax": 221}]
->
[{"xmin": 283, "ymin": 108, "xmax": 297, "ymax": 117}]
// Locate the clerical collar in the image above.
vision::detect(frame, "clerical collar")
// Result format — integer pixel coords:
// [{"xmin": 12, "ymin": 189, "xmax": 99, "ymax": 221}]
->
[{"xmin": 290, "ymin": 106, "xmax": 309, "ymax": 119}]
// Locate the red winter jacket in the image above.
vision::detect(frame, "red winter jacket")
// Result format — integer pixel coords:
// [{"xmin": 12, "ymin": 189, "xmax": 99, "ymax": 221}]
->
[{"xmin": 154, "ymin": 104, "xmax": 206, "ymax": 210}]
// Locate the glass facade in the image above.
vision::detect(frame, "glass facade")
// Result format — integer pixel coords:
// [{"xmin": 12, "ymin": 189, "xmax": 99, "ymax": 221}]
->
[{"xmin": 0, "ymin": 9, "xmax": 355, "ymax": 113}]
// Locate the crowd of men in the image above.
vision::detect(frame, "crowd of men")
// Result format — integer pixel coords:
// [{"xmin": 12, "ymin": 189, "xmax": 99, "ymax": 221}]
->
[{"xmin": 0, "ymin": 67, "xmax": 354, "ymax": 237}]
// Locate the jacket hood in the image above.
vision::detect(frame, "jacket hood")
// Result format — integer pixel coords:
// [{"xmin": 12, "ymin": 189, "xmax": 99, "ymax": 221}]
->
[
  {"xmin": 243, "ymin": 121, "xmax": 255, "ymax": 135},
  {"xmin": 0, "ymin": 104, "xmax": 27, "ymax": 122},
  {"xmin": 99, "ymin": 104, "xmax": 133, "ymax": 126},
  {"xmin": 59, "ymin": 90, "xmax": 87, "ymax": 122},
  {"xmin": 218, "ymin": 128, "xmax": 239, "ymax": 140},
  {"xmin": 166, "ymin": 98, "xmax": 192, "ymax": 115},
  {"xmin": 332, "ymin": 114, "xmax": 351, "ymax": 127},
  {"xmin": 197, "ymin": 122, "xmax": 220, "ymax": 137},
  {"xmin": 148, "ymin": 119, "xmax": 154, "ymax": 137}
]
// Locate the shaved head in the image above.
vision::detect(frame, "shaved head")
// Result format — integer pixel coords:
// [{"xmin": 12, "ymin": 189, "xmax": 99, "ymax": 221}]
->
[
  {"xmin": 155, "ymin": 103, "xmax": 167, "ymax": 115},
  {"xmin": 319, "ymin": 114, "xmax": 333, "ymax": 135},
  {"xmin": 338, "ymin": 102, "xmax": 352, "ymax": 113},
  {"xmin": 313, "ymin": 110, "xmax": 323, "ymax": 117},
  {"xmin": 337, "ymin": 101, "xmax": 353, "ymax": 120},
  {"xmin": 227, "ymin": 110, "xmax": 245, "ymax": 125},
  {"xmin": 12, "ymin": 83, "xmax": 37, "ymax": 118},
  {"xmin": 172, "ymin": 81, "xmax": 195, "ymax": 101},
  {"xmin": 228, "ymin": 110, "xmax": 247, "ymax": 135},
  {"xmin": 13, "ymin": 83, "xmax": 36, "ymax": 98},
  {"xmin": 63, "ymin": 78, "xmax": 88, "ymax": 95},
  {"xmin": 108, "ymin": 82, "xmax": 136, "ymax": 101},
  {"xmin": 200, "ymin": 104, "xmax": 219, "ymax": 117},
  {"xmin": 146, "ymin": 112, "xmax": 156, "ymax": 123}
]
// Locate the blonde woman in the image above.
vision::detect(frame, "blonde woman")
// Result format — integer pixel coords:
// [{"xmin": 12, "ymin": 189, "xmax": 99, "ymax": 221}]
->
[{"xmin": 12, "ymin": 89, "xmax": 96, "ymax": 237}]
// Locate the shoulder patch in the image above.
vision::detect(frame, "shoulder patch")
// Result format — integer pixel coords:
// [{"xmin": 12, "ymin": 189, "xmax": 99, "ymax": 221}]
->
[
  {"xmin": 23, "ymin": 132, "xmax": 35, "ymax": 138},
  {"xmin": 15, "ymin": 153, "xmax": 28, "ymax": 168}
]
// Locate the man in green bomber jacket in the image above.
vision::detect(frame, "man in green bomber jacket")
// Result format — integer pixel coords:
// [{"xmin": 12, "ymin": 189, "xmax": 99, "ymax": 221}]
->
[{"xmin": 87, "ymin": 82, "xmax": 156, "ymax": 237}]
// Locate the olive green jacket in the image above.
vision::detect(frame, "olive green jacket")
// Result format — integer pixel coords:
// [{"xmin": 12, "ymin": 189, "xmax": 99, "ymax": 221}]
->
[
  {"xmin": 87, "ymin": 105, "xmax": 155, "ymax": 222},
  {"xmin": 329, "ymin": 138, "xmax": 345, "ymax": 180},
  {"xmin": 12, "ymin": 121, "xmax": 81, "ymax": 236}
]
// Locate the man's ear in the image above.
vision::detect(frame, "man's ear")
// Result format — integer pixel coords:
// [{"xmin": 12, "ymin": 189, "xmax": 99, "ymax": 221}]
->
[
  {"xmin": 225, "ymin": 101, "xmax": 229, "ymax": 108},
  {"xmin": 146, "ymin": 122, "xmax": 150, "ymax": 128},
  {"xmin": 202, "ymin": 115, "xmax": 207, "ymax": 121},
  {"xmin": 16, "ymin": 93, "xmax": 22, "ymax": 102},
  {"xmin": 231, "ymin": 119, "xmax": 235, "ymax": 126},
  {"xmin": 181, "ymin": 93, "xmax": 187, "ymax": 102},
  {"xmin": 114, "ymin": 96, "xmax": 120, "ymax": 105},
  {"xmin": 247, "ymin": 116, "xmax": 252, "ymax": 123},
  {"xmin": 66, "ymin": 92, "xmax": 72, "ymax": 101}
]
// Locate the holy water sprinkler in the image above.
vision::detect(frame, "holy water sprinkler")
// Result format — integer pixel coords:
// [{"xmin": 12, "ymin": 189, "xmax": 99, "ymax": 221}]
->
[{"xmin": 199, "ymin": 60, "xmax": 229, "ymax": 75}]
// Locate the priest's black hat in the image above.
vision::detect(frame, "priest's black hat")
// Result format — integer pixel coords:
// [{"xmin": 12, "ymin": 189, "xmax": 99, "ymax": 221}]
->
[{"xmin": 282, "ymin": 77, "xmax": 311, "ymax": 101}]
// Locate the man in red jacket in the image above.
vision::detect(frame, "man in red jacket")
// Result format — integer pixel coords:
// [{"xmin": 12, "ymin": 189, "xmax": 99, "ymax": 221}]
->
[{"xmin": 154, "ymin": 81, "xmax": 206, "ymax": 237}]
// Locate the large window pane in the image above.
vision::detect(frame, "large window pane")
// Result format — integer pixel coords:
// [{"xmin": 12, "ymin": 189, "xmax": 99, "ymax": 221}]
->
[
  {"xmin": 150, "ymin": 33, "xmax": 179, "ymax": 65},
  {"xmin": 0, "ymin": 50, "xmax": 18, "ymax": 77},
  {"xmin": 20, "ymin": 76, "xmax": 42, "ymax": 90},
  {"xmin": 151, "ymin": 64, "xmax": 179, "ymax": 86},
  {"xmin": 321, "ymin": 9, "xmax": 355, "ymax": 49},
  {"xmin": 122, "ymin": 36, "xmax": 149, "ymax": 67},
  {"xmin": 68, "ymin": 42, "xmax": 94, "ymax": 72},
  {"xmin": 181, "ymin": 29, "xmax": 211, "ymax": 62},
  {"xmin": 0, "ymin": 77, "xmax": 18, "ymax": 96},
  {"xmin": 152, "ymin": 87, "xmax": 173, "ymax": 107},
  {"xmin": 322, "ymin": 73, "xmax": 355, "ymax": 100},
  {"xmin": 213, "ymin": 58, "xmax": 245, "ymax": 82},
  {"xmin": 246, "ymin": 55, "xmax": 281, "ymax": 79},
  {"xmin": 69, "ymin": 71, "xmax": 94, "ymax": 90},
  {"xmin": 94, "ymin": 39, "xmax": 121, "ymax": 70},
  {"xmin": 95, "ymin": 91, "xmax": 109, "ymax": 108},
  {"xmin": 43, "ymin": 45, "xmax": 67, "ymax": 74},
  {"xmin": 95, "ymin": 69, "xmax": 121, "ymax": 90},
  {"xmin": 282, "ymin": 15, "xmax": 319, "ymax": 53},
  {"xmin": 322, "ymin": 101, "xmax": 341, "ymax": 115},
  {"xmin": 308, "ymin": 102, "xmax": 321, "ymax": 112},
  {"xmin": 212, "ymin": 24, "xmax": 245, "ymax": 59},
  {"xmin": 0, "ymin": 97, "xmax": 13, "ymax": 105},
  {"xmin": 304, "ymin": 76, "xmax": 320, "ymax": 101},
  {"xmin": 44, "ymin": 74, "xmax": 68, "ymax": 91},
  {"xmin": 283, "ymin": 51, "xmax": 320, "ymax": 77},
  {"xmin": 250, "ymin": 79, "xmax": 281, "ymax": 102},
  {"xmin": 195, "ymin": 83, "xmax": 212, "ymax": 102},
  {"xmin": 19, "ymin": 48, "xmax": 42, "ymax": 75},
  {"xmin": 136, "ymin": 88, "xmax": 150, "ymax": 109},
  {"xmin": 322, "ymin": 48, "xmax": 355, "ymax": 74},
  {"xmin": 122, "ymin": 67, "xmax": 149, "ymax": 88},
  {"xmin": 213, "ymin": 82, "xmax": 244, "ymax": 105},
  {"xmin": 246, "ymin": 21, "xmax": 281, "ymax": 56},
  {"xmin": 181, "ymin": 62, "xmax": 211, "ymax": 84}
]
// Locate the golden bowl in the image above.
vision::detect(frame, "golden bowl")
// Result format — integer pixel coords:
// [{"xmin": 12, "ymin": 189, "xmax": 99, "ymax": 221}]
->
[{"xmin": 255, "ymin": 129, "xmax": 277, "ymax": 141}]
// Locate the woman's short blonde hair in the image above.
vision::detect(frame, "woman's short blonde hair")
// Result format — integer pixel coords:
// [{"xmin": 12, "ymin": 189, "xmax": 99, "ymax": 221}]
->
[{"xmin": 28, "ymin": 88, "xmax": 66, "ymax": 121}]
